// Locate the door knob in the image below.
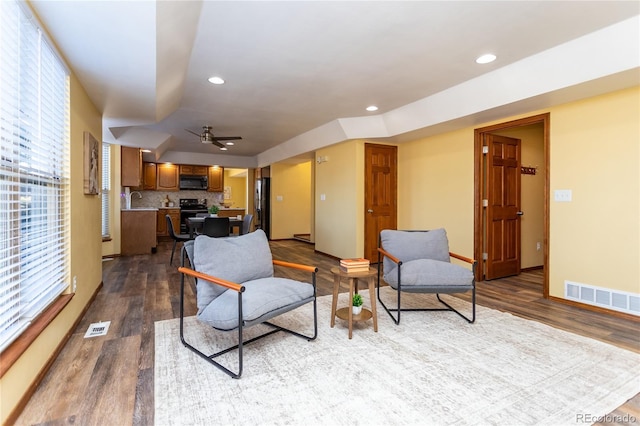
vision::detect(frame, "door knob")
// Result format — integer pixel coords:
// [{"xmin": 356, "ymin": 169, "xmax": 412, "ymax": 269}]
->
[
  {"xmin": 516, "ymin": 211, "xmax": 524, "ymax": 216},
  {"xmin": 367, "ymin": 209, "xmax": 373, "ymax": 213}
]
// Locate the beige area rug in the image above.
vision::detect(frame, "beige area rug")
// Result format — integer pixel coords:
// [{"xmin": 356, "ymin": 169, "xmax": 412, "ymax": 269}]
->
[{"xmin": 155, "ymin": 287, "xmax": 640, "ymax": 425}]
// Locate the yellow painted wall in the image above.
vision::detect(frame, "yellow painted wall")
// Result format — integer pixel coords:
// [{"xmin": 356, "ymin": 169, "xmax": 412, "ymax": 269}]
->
[
  {"xmin": 314, "ymin": 141, "xmax": 365, "ymax": 258},
  {"xmin": 223, "ymin": 169, "xmax": 247, "ymax": 210},
  {"xmin": 397, "ymin": 128, "xmax": 475, "ymax": 258},
  {"xmin": 396, "ymin": 86, "xmax": 639, "ymax": 298},
  {"xmin": 270, "ymin": 162, "xmax": 312, "ymax": 240},
  {"xmin": 1, "ymin": 72, "xmax": 104, "ymax": 423},
  {"xmin": 493, "ymin": 125, "xmax": 545, "ymax": 269},
  {"xmin": 549, "ymin": 87, "xmax": 639, "ymax": 295}
]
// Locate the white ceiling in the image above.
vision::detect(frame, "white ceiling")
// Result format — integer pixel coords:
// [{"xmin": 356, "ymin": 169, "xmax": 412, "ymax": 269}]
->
[{"xmin": 30, "ymin": 1, "xmax": 639, "ymax": 168}]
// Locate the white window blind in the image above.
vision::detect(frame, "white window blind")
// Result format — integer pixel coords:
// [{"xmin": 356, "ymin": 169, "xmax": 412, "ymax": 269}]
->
[
  {"xmin": 101, "ymin": 143, "xmax": 111, "ymax": 238},
  {"xmin": 0, "ymin": 0, "xmax": 71, "ymax": 352}
]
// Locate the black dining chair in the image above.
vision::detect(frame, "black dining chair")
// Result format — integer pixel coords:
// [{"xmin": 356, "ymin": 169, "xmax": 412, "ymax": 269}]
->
[
  {"xmin": 202, "ymin": 216, "xmax": 230, "ymax": 237},
  {"xmin": 167, "ymin": 215, "xmax": 191, "ymax": 265}
]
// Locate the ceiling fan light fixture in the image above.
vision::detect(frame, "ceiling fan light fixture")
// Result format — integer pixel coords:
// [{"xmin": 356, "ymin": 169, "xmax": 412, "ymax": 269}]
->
[
  {"xmin": 225, "ymin": 141, "xmax": 234, "ymax": 146},
  {"xmin": 476, "ymin": 54, "xmax": 496, "ymax": 64},
  {"xmin": 208, "ymin": 76, "xmax": 225, "ymax": 85},
  {"xmin": 220, "ymin": 147, "xmax": 228, "ymax": 151}
]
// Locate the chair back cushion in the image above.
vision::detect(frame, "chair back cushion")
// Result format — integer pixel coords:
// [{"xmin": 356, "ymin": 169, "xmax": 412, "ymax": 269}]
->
[
  {"xmin": 192, "ymin": 229, "xmax": 274, "ymax": 312},
  {"xmin": 380, "ymin": 229, "xmax": 450, "ymax": 275}
]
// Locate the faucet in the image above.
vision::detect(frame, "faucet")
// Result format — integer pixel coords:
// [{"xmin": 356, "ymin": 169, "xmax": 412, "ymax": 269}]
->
[{"xmin": 124, "ymin": 187, "xmax": 142, "ymax": 209}]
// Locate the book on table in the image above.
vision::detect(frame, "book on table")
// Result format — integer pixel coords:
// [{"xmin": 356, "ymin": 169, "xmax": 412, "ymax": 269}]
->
[
  {"xmin": 339, "ymin": 265, "xmax": 370, "ymax": 273},
  {"xmin": 340, "ymin": 258, "xmax": 370, "ymax": 267},
  {"xmin": 339, "ymin": 257, "xmax": 370, "ymax": 273}
]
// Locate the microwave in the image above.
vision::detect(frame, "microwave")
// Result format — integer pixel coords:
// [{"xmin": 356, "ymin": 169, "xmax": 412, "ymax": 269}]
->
[{"xmin": 179, "ymin": 175, "xmax": 208, "ymax": 190}]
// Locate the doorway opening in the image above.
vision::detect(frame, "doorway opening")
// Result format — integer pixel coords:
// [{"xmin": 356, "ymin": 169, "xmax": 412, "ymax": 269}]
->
[{"xmin": 474, "ymin": 113, "xmax": 550, "ymax": 297}]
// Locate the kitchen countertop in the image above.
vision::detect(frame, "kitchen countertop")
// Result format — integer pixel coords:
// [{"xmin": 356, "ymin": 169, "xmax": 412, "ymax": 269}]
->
[{"xmin": 122, "ymin": 208, "xmax": 159, "ymax": 211}]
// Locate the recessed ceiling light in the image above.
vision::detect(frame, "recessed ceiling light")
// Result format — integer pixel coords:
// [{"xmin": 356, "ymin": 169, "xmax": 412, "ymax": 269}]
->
[
  {"xmin": 476, "ymin": 54, "xmax": 496, "ymax": 64},
  {"xmin": 220, "ymin": 147, "xmax": 228, "ymax": 151},
  {"xmin": 208, "ymin": 76, "xmax": 225, "ymax": 85},
  {"xmin": 366, "ymin": 105, "xmax": 378, "ymax": 112},
  {"xmin": 226, "ymin": 141, "xmax": 234, "ymax": 146}
]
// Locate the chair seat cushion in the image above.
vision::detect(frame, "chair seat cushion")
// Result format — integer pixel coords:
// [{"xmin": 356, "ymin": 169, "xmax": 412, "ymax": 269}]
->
[
  {"xmin": 384, "ymin": 259, "xmax": 474, "ymax": 291},
  {"xmin": 197, "ymin": 277, "xmax": 315, "ymax": 330}
]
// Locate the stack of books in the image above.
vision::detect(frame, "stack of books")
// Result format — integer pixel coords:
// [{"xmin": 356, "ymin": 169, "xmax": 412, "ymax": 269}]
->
[{"xmin": 339, "ymin": 258, "xmax": 370, "ymax": 273}]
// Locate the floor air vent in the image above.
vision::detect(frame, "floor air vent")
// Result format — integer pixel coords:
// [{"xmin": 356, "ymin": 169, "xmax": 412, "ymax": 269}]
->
[{"xmin": 565, "ymin": 281, "xmax": 640, "ymax": 316}]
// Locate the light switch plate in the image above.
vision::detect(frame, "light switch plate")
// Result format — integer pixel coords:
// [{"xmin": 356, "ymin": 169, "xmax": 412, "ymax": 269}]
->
[{"xmin": 554, "ymin": 189, "xmax": 572, "ymax": 202}]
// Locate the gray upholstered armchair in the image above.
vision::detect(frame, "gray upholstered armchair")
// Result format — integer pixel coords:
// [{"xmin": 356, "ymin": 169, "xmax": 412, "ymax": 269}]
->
[
  {"xmin": 377, "ymin": 229, "xmax": 476, "ymax": 324},
  {"xmin": 178, "ymin": 229, "xmax": 318, "ymax": 378}
]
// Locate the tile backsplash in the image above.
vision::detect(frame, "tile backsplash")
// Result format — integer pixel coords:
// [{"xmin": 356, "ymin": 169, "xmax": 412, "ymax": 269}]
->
[{"xmin": 128, "ymin": 190, "xmax": 225, "ymax": 209}]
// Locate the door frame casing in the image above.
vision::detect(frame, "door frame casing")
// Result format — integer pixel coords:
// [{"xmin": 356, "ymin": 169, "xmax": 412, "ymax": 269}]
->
[{"xmin": 473, "ymin": 113, "xmax": 550, "ymax": 297}]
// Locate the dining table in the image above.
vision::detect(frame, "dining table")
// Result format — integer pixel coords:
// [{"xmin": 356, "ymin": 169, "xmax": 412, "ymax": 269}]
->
[{"xmin": 185, "ymin": 216, "xmax": 244, "ymax": 238}]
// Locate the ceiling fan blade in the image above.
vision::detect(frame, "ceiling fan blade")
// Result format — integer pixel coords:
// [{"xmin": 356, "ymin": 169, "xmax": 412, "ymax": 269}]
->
[
  {"xmin": 212, "ymin": 136, "xmax": 242, "ymax": 141},
  {"xmin": 211, "ymin": 139, "xmax": 225, "ymax": 149},
  {"xmin": 185, "ymin": 129, "xmax": 201, "ymax": 137}
]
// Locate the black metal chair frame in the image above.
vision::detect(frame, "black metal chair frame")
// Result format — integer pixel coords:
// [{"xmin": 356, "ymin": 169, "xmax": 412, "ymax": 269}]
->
[
  {"xmin": 178, "ymin": 247, "xmax": 318, "ymax": 379},
  {"xmin": 376, "ymin": 230, "xmax": 476, "ymax": 325},
  {"xmin": 167, "ymin": 214, "xmax": 191, "ymax": 265}
]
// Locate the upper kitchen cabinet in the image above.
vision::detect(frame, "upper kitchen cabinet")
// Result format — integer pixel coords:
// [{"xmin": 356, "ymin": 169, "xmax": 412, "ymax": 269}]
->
[
  {"xmin": 208, "ymin": 166, "xmax": 224, "ymax": 192},
  {"xmin": 180, "ymin": 164, "xmax": 208, "ymax": 176},
  {"xmin": 157, "ymin": 163, "xmax": 179, "ymax": 191},
  {"xmin": 142, "ymin": 162, "xmax": 157, "ymax": 190},
  {"xmin": 121, "ymin": 146, "xmax": 142, "ymax": 187}
]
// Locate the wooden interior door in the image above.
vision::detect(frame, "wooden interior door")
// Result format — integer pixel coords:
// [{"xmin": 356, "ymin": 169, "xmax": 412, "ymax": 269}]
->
[
  {"xmin": 364, "ymin": 144, "xmax": 397, "ymax": 262},
  {"xmin": 485, "ymin": 134, "xmax": 522, "ymax": 279}
]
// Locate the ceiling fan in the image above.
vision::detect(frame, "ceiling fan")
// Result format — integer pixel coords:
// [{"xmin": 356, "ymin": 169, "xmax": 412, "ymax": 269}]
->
[{"xmin": 185, "ymin": 126, "xmax": 242, "ymax": 150}]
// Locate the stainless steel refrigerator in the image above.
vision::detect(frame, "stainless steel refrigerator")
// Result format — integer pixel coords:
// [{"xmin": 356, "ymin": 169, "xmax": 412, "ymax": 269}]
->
[{"xmin": 255, "ymin": 176, "xmax": 270, "ymax": 239}]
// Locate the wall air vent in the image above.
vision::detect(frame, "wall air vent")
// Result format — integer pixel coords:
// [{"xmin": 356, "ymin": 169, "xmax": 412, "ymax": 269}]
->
[{"xmin": 565, "ymin": 281, "xmax": 640, "ymax": 316}]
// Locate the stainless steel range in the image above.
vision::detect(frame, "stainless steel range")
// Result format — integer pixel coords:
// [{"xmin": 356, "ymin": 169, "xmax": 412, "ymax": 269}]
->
[{"xmin": 179, "ymin": 198, "xmax": 208, "ymax": 233}]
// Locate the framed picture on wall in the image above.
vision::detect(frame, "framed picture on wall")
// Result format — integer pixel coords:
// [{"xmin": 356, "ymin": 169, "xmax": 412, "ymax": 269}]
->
[{"xmin": 84, "ymin": 131, "xmax": 99, "ymax": 195}]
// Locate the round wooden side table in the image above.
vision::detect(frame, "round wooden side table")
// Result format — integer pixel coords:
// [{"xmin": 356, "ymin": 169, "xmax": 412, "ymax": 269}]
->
[{"xmin": 330, "ymin": 266, "xmax": 378, "ymax": 339}]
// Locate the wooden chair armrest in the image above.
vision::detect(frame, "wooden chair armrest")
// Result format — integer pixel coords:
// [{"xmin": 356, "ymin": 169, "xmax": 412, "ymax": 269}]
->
[
  {"xmin": 449, "ymin": 252, "xmax": 476, "ymax": 265},
  {"xmin": 178, "ymin": 266, "xmax": 245, "ymax": 293},
  {"xmin": 377, "ymin": 247, "xmax": 401, "ymax": 264},
  {"xmin": 272, "ymin": 259, "xmax": 318, "ymax": 274}
]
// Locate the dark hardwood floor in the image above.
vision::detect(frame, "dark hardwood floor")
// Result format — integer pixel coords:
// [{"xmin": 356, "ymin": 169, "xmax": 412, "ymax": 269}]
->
[{"xmin": 14, "ymin": 239, "xmax": 639, "ymax": 425}]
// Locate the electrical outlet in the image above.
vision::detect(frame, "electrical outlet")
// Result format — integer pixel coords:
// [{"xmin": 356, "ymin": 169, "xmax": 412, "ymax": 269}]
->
[
  {"xmin": 73, "ymin": 276, "xmax": 77, "ymax": 292},
  {"xmin": 536, "ymin": 242, "xmax": 541, "ymax": 251}
]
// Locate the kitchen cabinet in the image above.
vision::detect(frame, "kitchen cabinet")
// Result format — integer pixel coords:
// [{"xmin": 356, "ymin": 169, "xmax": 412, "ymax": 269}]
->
[
  {"xmin": 217, "ymin": 209, "xmax": 245, "ymax": 218},
  {"xmin": 142, "ymin": 162, "xmax": 157, "ymax": 190},
  {"xmin": 121, "ymin": 210, "xmax": 157, "ymax": 255},
  {"xmin": 157, "ymin": 208, "xmax": 180, "ymax": 237},
  {"xmin": 208, "ymin": 166, "xmax": 224, "ymax": 192},
  {"xmin": 180, "ymin": 164, "xmax": 208, "ymax": 176},
  {"xmin": 157, "ymin": 163, "xmax": 179, "ymax": 191},
  {"xmin": 121, "ymin": 146, "xmax": 142, "ymax": 187}
]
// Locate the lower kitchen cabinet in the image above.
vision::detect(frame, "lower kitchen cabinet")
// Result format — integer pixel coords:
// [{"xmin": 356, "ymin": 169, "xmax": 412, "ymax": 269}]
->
[
  {"xmin": 121, "ymin": 210, "xmax": 157, "ymax": 255},
  {"xmin": 157, "ymin": 208, "xmax": 180, "ymax": 237}
]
